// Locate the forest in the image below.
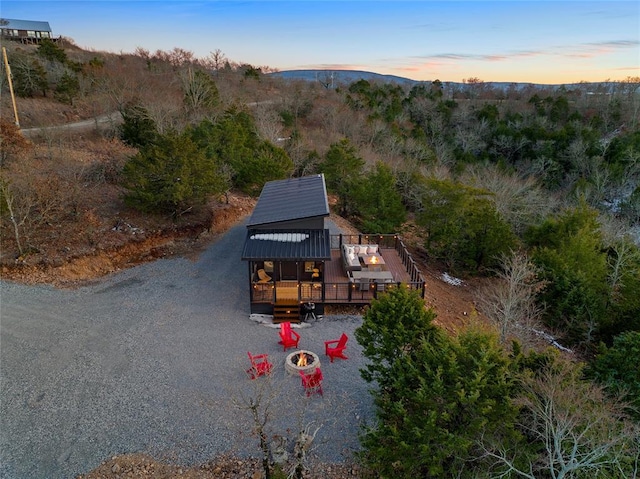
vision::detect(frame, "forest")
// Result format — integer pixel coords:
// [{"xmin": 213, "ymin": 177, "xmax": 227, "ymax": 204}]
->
[{"xmin": 1, "ymin": 38, "xmax": 639, "ymax": 478}]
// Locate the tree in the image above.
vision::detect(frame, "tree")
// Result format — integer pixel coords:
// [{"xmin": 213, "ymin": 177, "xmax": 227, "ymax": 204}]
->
[
  {"xmin": 37, "ymin": 38, "xmax": 68, "ymax": 63},
  {"xmin": 352, "ymin": 162, "xmax": 406, "ymax": 233},
  {"xmin": 10, "ymin": 54, "xmax": 48, "ymax": 98},
  {"xmin": 189, "ymin": 111, "xmax": 293, "ymax": 195},
  {"xmin": 355, "ymin": 286, "xmax": 439, "ymax": 386},
  {"xmin": 54, "ymin": 71, "xmax": 80, "ymax": 105},
  {"xmin": 526, "ymin": 204, "xmax": 610, "ymax": 348},
  {"xmin": 417, "ymin": 178, "xmax": 517, "ymax": 272},
  {"xmin": 120, "ymin": 103, "xmax": 158, "ymax": 148},
  {"xmin": 319, "ymin": 138, "xmax": 365, "ymax": 216},
  {"xmin": 460, "ymin": 163, "xmax": 557, "ymax": 236},
  {"xmin": 0, "ymin": 177, "xmax": 28, "ymax": 256},
  {"xmin": 483, "ymin": 356, "xmax": 639, "ymax": 479},
  {"xmin": 181, "ymin": 68, "xmax": 219, "ymax": 114},
  {"xmin": 478, "ymin": 250, "xmax": 545, "ymax": 346},
  {"xmin": 356, "ymin": 288, "xmax": 519, "ymax": 478},
  {"xmin": 121, "ymin": 131, "xmax": 224, "ymax": 216},
  {"xmin": 587, "ymin": 331, "xmax": 640, "ymax": 419},
  {"xmin": 205, "ymin": 49, "xmax": 226, "ymax": 76}
]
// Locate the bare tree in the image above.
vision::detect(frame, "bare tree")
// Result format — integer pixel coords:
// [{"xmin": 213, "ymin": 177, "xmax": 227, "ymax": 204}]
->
[
  {"xmin": 201, "ymin": 49, "xmax": 227, "ymax": 77},
  {"xmin": 477, "ymin": 250, "xmax": 545, "ymax": 346},
  {"xmin": 0, "ymin": 177, "xmax": 30, "ymax": 256},
  {"xmin": 481, "ymin": 358, "xmax": 639, "ymax": 479},
  {"xmin": 253, "ymin": 104, "xmax": 284, "ymax": 144},
  {"xmin": 461, "ymin": 163, "xmax": 558, "ymax": 235},
  {"xmin": 232, "ymin": 371, "xmax": 282, "ymax": 479}
]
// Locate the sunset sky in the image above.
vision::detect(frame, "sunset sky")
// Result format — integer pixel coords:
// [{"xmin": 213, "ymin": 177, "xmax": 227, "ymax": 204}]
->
[{"xmin": 3, "ymin": 1, "xmax": 639, "ymax": 84}]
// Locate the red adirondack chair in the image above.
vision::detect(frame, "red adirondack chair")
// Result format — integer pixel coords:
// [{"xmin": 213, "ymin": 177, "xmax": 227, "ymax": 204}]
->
[
  {"xmin": 299, "ymin": 367, "xmax": 323, "ymax": 396},
  {"xmin": 325, "ymin": 333, "xmax": 349, "ymax": 362},
  {"xmin": 246, "ymin": 352, "xmax": 273, "ymax": 379},
  {"xmin": 278, "ymin": 321, "xmax": 300, "ymax": 351}
]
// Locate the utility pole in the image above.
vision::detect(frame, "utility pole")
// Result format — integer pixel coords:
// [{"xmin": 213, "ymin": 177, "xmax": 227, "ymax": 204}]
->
[{"xmin": 2, "ymin": 46, "xmax": 20, "ymax": 127}]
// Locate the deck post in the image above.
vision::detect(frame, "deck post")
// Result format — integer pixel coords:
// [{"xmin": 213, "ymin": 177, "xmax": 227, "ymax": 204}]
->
[{"xmin": 248, "ymin": 262, "xmax": 254, "ymax": 302}]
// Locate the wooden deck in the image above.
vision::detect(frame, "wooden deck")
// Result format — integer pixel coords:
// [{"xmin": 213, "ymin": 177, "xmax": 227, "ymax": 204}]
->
[
  {"xmin": 251, "ymin": 235, "xmax": 425, "ymax": 312},
  {"xmin": 321, "ymin": 248, "xmax": 412, "ymax": 303},
  {"xmin": 249, "ymin": 239, "xmax": 425, "ymax": 308}
]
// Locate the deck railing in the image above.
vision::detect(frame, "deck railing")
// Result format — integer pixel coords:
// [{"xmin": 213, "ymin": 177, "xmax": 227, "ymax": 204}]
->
[
  {"xmin": 250, "ymin": 234, "xmax": 425, "ymax": 305},
  {"xmin": 331, "ymin": 233, "xmax": 425, "ymax": 295}
]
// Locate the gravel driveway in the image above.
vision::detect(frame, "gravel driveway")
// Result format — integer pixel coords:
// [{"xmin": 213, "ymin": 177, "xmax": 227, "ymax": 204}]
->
[{"xmin": 0, "ymin": 221, "xmax": 374, "ymax": 479}]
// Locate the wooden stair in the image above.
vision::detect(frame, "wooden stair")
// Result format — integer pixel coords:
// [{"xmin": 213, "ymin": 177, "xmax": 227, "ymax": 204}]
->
[{"xmin": 273, "ymin": 301, "xmax": 300, "ymax": 324}]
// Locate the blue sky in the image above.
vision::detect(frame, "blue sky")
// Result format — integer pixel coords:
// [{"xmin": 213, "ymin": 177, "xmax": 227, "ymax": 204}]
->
[{"xmin": 3, "ymin": 1, "xmax": 639, "ymax": 83}]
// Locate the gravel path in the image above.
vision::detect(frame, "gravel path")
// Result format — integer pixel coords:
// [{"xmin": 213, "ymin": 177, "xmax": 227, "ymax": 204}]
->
[{"xmin": 0, "ymin": 221, "xmax": 374, "ymax": 479}]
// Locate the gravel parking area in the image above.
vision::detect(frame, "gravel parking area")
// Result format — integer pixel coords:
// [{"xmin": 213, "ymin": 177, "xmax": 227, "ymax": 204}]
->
[{"xmin": 0, "ymin": 221, "xmax": 374, "ymax": 479}]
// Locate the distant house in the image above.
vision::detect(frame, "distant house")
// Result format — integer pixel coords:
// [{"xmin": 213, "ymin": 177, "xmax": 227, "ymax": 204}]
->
[
  {"xmin": 241, "ymin": 174, "xmax": 425, "ymax": 322},
  {"xmin": 1, "ymin": 19, "xmax": 58, "ymax": 44}
]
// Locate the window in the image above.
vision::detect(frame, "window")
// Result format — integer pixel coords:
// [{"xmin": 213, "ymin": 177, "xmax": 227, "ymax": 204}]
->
[{"xmin": 27, "ymin": 31, "xmax": 36, "ymax": 37}]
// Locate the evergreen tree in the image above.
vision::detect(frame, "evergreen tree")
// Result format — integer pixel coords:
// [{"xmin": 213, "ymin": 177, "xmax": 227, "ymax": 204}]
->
[
  {"xmin": 189, "ymin": 110, "xmax": 293, "ymax": 195},
  {"xmin": 37, "ymin": 38, "xmax": 68, "ymax": 63},
  {"xmin": 319, "ymin": 138, "xmax": 365, "ymax": 216},
  {"xmin": 122, "ymin": 131, "xmax": 223, "ymax": 216},
  {"xmin": 417, "ymin": 178, "xmax": 517, "ymax": 272},
  {"xmin": 11, "ymin": 55, "xmax": 48, "ymax": 98},
  {"xmin": 120, "ymin": 104, "xmax": 158, "ymax": 148},
  {"xmin": 587, "ymin": 331, "xmax": 640, "ymax": 419},
  {"xmin": 356, "ymin": 288, "xmax": 520, "ymax": 478},
  {"xmin": 352, "ymin": 162, "xmax": 406, "ymax": 233},
  {"xmin": 526, "ymin": 203, "xmax": 610, "ymax": 347},
  {"xmin": 54, "ymin": 71, "xmax": 80, "ymax": 105}
]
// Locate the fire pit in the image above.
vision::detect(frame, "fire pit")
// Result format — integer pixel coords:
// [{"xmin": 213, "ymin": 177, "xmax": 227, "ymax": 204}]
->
[{"xmin": 285, "ymin": 350, "xmax": 320, "ymax": 375}]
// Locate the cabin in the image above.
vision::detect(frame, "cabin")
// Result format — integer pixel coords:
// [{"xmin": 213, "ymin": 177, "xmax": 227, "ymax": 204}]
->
[
  {"xmin": 241, "ymin": 174, "xmax": 425, "ymax": 323},
  {"xmin": 1, "ymin": 19, "xmax": 58, "ymax": 44}
]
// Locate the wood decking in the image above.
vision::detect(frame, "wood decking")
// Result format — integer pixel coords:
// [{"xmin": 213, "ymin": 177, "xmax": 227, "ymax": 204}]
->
[
  {"xmin": 249, "ymin": 245, "xmax": 424, "ymax": 307},
  {"xmin": 324, "ymin": 249, "xmax": 410, "ymax": 285}
]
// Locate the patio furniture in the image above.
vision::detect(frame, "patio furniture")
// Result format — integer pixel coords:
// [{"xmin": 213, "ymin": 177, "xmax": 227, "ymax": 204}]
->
[
  {"xmin": 325, "ymin": 333, "xmax": 349, "ymax": 362},
  {"xmin": 299, "ymin": 367, "xmax": 323, "ymax": 396},
  {"xmin": 257, "ymin": 269, "xmax": 272, "ymax": 283},
  {"xmin": 278, "ymin": 321, "xmax": 300, "ymax": 350},
  {"xmin": 247, "ymin": 352, "xmax": 273, "ymax": 379}
]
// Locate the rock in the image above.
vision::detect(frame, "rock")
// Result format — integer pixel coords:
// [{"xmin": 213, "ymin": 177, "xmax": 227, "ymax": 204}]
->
[{"xmin": 111, "ymin": 463, "xmax": 121, "ymax": 473}]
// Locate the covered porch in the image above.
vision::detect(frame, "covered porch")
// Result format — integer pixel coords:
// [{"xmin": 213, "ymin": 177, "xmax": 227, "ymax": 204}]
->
[{"xmin": 247, "ymin": 233, "xmax": 425, "ymax": 322}]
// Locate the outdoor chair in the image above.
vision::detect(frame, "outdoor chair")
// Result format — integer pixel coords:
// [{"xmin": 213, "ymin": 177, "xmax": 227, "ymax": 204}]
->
[
  {"xmin": 299, "ymin": 367, "xmax": 323, "ymax": 397},
  {"xmin": 325, "ymin": 333, "xmax": 349, "ymax": 362},
  {"xmin": 257, "ymin": 269, "xmax": 272, "ymax": 283},
  {"xmin": 278, "ymin": 321, "xmax": 300, "ymax": 351},
  {"xmin": 246, "ymin": 352, "xmax": 273, "ymax": 379}
]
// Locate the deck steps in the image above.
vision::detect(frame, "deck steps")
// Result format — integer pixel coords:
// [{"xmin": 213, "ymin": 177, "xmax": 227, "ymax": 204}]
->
[{"xmin": 273, "ymin": 301, "xmax": 300, "ymax": 324}]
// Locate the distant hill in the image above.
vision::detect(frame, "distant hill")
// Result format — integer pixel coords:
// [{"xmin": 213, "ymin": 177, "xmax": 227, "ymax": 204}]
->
[
  {"xmin": 269, "ymin": 69, "xmax": 628, "ymax": 93},
  {"xmin": 269, "ymin": 69, "xmax": 419, "ymax": 87}
]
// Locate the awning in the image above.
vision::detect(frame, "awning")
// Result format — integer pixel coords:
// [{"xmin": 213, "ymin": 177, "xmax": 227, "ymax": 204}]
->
[{"xmin": 241, "ymin": 229, "xmax": 331, "ymax": 261}]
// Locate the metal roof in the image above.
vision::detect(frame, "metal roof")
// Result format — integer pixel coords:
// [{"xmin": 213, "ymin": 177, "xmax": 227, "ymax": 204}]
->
[
  {"xmin": 246, "ymin": 174, "xmax": 329, "ymax": 227},
  {"xmin": 241, "ymin": 229, "xmax": 331, "ymax": 261},
  {"xmin": 2, "ymin": 19, "xmax": 52, "ymax": 32}
]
